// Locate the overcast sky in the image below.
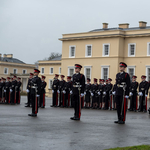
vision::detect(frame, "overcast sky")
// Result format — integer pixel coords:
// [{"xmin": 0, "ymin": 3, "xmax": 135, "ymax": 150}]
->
[{"xmin": 0, "ymin": 0, "xmax": 150, "ymax": 64}]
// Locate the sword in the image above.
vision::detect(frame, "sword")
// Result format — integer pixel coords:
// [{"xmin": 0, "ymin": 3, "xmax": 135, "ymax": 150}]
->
[{"xmin": 35, "ymin": 85, "xmax": 38, "ymax": 114}]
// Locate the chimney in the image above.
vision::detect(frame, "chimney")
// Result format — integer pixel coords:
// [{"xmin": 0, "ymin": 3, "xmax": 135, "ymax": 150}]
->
[
  {"xmin": 119, "ymin": 23, "xmax": 129, "ymax": 29},
  {"xmin": 6, "ymin": 54, "xmax": 13, "ymax": 58},
  {"xmin": 139, "ymin": 21, "xmax": 147, "ymax": 28},
  {"xmin": 103, "ymin": 23, "xmax": 108, "ymax": 29},
  {"xmin": 3, "ymin": 54, "xmax": 7, "ymax": 58}
]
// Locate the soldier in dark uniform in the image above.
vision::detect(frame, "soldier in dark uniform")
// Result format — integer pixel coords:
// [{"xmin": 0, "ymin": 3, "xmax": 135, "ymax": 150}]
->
[
  {"xmin": 51, "ymin": 74, "xmax": 59, "ymax": 107},
  {"xmin": 57, "ymin": 75, "xmax": 66, "ymax": 107},
  {"xmin": 138, "ymin": 75, "xmax": 149, "ymax": 112},
  {"xmin": 28, "ymin": 69, "xmax": 41, "ymax": 117},
  {"xmin": 16, "ymin": 77, "xmax": 22, "ymax": 104},
  {"xmin": 62, "ymin": 76, "xmax": 72, "ymax": 107},
  {"xmin": 91, "ymin": 78, "xmax": 99, "ymax": 109},
  {"xmin": 0, "ymin": 78, "xmax": 5, "ymax": 103},
  {"xmin": 129, "ymin": 76, "xmax": 138, "ymax": 112},
  {"xmin": 25, "ymin": 73, "xmax": 33, "ymax": 107},
  {"xmin": 112, "ymin": 81, "xmax": 117, "ymax": 110},
  {"xmin": 39, "ymin": 75, "xmax": 47, "ymax": 108},
  {"xmin": 98, "ymin": 79, "xmax": 105, "ymax": 109},
  {"xmin": 114, "ymin": 62, "xmax": 130, "ymax": 124},
  {"xmin": 84, "ymin": 78, "xmax": 91, "ymax": 108},
  {"xmin": 10, "ymin": 76, "xmax": 17, "ymax": 104},
  {"xmin": 1, "ymin": 78, "xmax": 6, "ymax": 103},
  {"xmin": 70, "ymin": 64, "xmax": 85, "ymax": 121},
  {"xmin": 4, "ymin": 77, "xmax": 11, "ymax": 104}
]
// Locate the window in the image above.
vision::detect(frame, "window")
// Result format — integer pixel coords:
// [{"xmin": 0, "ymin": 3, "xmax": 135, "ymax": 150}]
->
[
  {"xmin": 49, "ymin": 79, "xmax": 53, "ymax": 89},
  {"xmin": 13, "ymin": 69, "xmax": 17, "ymax": 74},
  {"xmin": 50, "ymin": 67, "xmax": 53, "ymax": 74},
  {"xmin": 85, "ymin": 45, "xmax": 92, "ymax": 57},
  {"xmin": 84, "ymin": 66, "xmax": 92, "ymax": 80},
  {"xmin": 128, "ymin": 43, "xmax": 136, "ymax": 57},
  {"xmin": 4, "ymin": 68, "xmax": 8, "ymax": 74},
  {"xmin": 22, "ymin": 70, "xmax": 27, "ymax": 74},
  {"xmin": 127, "ymin": 66, "xmax": 135, "ymax": 80},
  {"xmin": 147, "ymin": 42, "xmax": 150, "ymax": 56},
  {"xmin": 41, "ymin": 68, "xmax": 44, "ymax": 74},
  {"xmin": 59, "ymin": 67, "xmax": 61, "ymax": 74},
  {"xmin": 146, "ymin": 66, "xmax": 150, "ymax": 81},
  {"xmin": 68, "ymin": 67, "xmax": 75, "ymax": 76},
  {"xmin": 69, "ymin": 46, "xmax": 75, "ymax": 58},
  {"xmin": 103, "ymin": 44, "xmax": 110, "ymax": 56},
  {"xmin": 101, "ymin": 66, "xmax": 109, "ymax": 81}
]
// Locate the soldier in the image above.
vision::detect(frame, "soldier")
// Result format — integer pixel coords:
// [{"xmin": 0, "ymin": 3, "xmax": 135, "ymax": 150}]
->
[
  {"xmin": 57, "ymin": 75, "xmax": 66, "ymax": 107},
  {"xmin": 138, "ymin": 75, "xmax": 149, "ymax": 112},
  {"xmin": 84, "ymin": 78, "xmax": 91, "ymax": 108},
  {"xmin": 39, "ymin": 75, "xmax": 47, "ymax": 108},
  {"xmin": 70, "ymin": 64, "xmax": 85, "ymax": 121},
  {"xmin": 114, "ymin": 62, "xmax": 130, "ymax": 124},
  {"xmin": 0, "ymin": 78, "xmax": 5, "ymax": 103},
  {"xmin": 62, "ymin": 76, "xmax": 72, "ymax": 107},
  {"xmin": 129, "ymin": 76, "xmax": 138, "ymax": 112},
  {"xmin": 16, "ymin": 77, "xmax": 22, "ymax": 104},
  {"xmin": 51, "ymin": 74, "xmax": 59, "ymax": 107},
  {"xmin": 98, "ymin": 79, "xmax": 105, "ymax": 109},
  {"xmin": 25, "ymin": 73, "xmax": 33, "ymax": 107},
  {"xmin": 10, "ymin": 76, "xmax": 17, "ymax": 104},
  {"xmin": 91, "ymin": 78, "xmax": 99, "ymax": 109},
  {"xmin": 1, "ymin": 78, "xmax": 6, "ymax": 103},
  {"xmin": 4, "ymin": 77, "xmax": 11, "ymax": 104},
  {"xmin": 112, "ymin": 81, "xmax": 117, "ymax": 110},
  {"xmin": 28, "ymin": 69, "xmax": 41, "ymax": 117}
]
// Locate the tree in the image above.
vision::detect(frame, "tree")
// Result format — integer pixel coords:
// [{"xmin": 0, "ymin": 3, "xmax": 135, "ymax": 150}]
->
[{"xmin": 46, "ymin": 52, "xmax": 62, "ymax": 60}]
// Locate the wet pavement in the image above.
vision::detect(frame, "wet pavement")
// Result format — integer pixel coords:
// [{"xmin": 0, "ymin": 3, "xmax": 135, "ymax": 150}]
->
[{"xmin": 0, "ymin": 96, "xmax": 150, "ymax": 150}]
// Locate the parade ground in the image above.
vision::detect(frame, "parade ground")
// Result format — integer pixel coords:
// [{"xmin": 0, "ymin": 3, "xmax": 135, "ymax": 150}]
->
[{"xmin": 0, "ymin": 96, "xmax": 150, "ymax": 150}]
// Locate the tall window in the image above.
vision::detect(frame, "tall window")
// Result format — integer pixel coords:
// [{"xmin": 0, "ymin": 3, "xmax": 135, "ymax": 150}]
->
[
  {"xmin": 147, "ymin": 42, "xmax": 150, "ymax": 56},
  {"xmin": 69, "ymin": 46, "xmax": 75, "ymax": 58},
  {"xmin": 84, "ymin": 66, "xmax": 91, "ymax": 80},
  {"xmin": 49, "ymin": 79, "xmax": 53, "ymax": 89},
  {"xmin": 128, "ymin": 43, "xmax": 136, "ymax": 57},
  {"xmin": 13, "ymin": 69, "xmax": 17, "ymax": 74},
  {"xmin": 22, "ymin": 70, "xmax": 26, "ymax": 74},
  {"xmin": 146, "ymin": 66, "xmax": 150, "ymax": 81},
  {"xmin": 127, "ymin": 66, "xmax": 135, "ymax": 80},
  {"xmin": 103, "ymin": 44, "xmax": 110, "ymax": 56},
  {"xmin": 101, "ymin": 66, "xmax": 109, "ymax": 80},
  {"xmin": 85, "ymin": 45, "xmax": 92, "ymax": 57},
  {"xmin": 50, "ymin": 67, "xmax": 53, "ymax": 74},
  {"xmin": 59, "ymin": 67, "xmax": 61, "ymax": 74},
  {"xmin": 41, "ymin": 68, "xmax": 44, "ymax": 74},
  {"xmin": 68, "ymin": 67, "xmax": 74, "ymax": 76},
  {"xmin": 4, "ymin": 68, "xmax": 8, "ymax": 74}
]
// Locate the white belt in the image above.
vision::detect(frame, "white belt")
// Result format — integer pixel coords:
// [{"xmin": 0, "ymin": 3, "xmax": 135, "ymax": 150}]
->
[
  {"xmin": 117, "ymin": 84, "xmax": 124, "ymax": 88},
  {"xmin": 73, "ymin": 85, "xmax": 82, "ymax": 88},
  {"xmin": 31, "ymin": 86, "xmax": 36, "ymax": 88}
]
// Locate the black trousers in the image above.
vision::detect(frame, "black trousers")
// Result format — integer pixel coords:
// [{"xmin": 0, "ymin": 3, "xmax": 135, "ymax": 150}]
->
[
  {"xmin": 40, "ymin": 92, "xmax": 45, "ymax": 107},
  {"xmin": 105, "ymin": 94, "xmax": 109, "ymax": 109},
  {"xmin": 139, "ymin": 95, "xmax": 147, "ymax": 111},
  {"xmin": 27, "ymin": 92, "xmax": 31, "ymax": 106},
  {"xmin": 115, "ymin": 95, "xmax": 127, "ymax": 121},
  {"xmin": 72, "ymin": 94, "xmax": 80, "ymax": 118},
  {"xmin": 11, "ymin": 91, "xmax": 15, "ymax": 104},
  {"xmin": 16, "ymin": 91, "xmax": 20, "ymax": 104},
  {"xmin": 5, "ymin": 90, "xmax": 10, "ymax": 103},
  {"xmin": 52, "ymin": 90, "xmax": 58, "ymax": 106},
  {"xmin": 129, "ymin": 93, "xmax": 137, "ymax": 110},
  {"xmin": 31, "ymin": 93, "xmax": 38, "ymax": 114}
]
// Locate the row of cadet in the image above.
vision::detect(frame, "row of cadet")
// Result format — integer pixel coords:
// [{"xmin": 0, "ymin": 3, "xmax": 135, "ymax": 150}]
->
[
  {"xmin": 51, "ymin": 74, "xmax": 150, "ymax": 113},
  {"xmin": 0, "ymin": 76, "xmax": 22, "ymax": 104}
]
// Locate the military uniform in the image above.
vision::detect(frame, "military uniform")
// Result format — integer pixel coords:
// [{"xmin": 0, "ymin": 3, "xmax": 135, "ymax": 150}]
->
[
  {"xmin": 40, "ymin": 76, "xmax": 47, "ymax": 108},
  {"xmin": 70, "ymin": 64, "xmax": 85, "ymax": 120},
  {"xmin": 138, "ymin": 76, "xmax": 149, "ymax": 112},
  {"xmin": 112, "ymin": 83, "xmax": 117, "ymax": 110},
  {"xmin": 51, "ymin": 74, "xmax": 59, "ymax": 107},
  {"xmin": 16, "ymin": 78, "xmax": 22, "ymax": 104},
  {"xmin": 4, "ymin": 77, "xmax": 11, "ymax": 104},
  {"xmin": 10, "ymin": 76, "xmax": 17, "ymax": 104},
  {"xmin": 84, "ymin": 80, "xmax": 91, "ymax": 108},
  {"xmin": 28, "ymin": 69, "xmax": 41, "ymax": 117},
  {"xmin": 114, "ymin": 62, "xmax": 130, "ymax": 124},
  {"xmin": 129, "ymin": 76, "xmax": 138, "ymax": 111},
  {"xmin": 0, "ymin": 79, "xmax": 5, "ymax": 103}
]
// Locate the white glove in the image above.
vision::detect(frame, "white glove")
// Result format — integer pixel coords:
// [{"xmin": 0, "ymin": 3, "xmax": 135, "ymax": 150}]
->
[
  {"xmin": 4, "ymin": 90, "xmax": 6, "ymax": 92},
  {"xmin": 125, "ymin": 95, "xmax": 129, "ymax": 99},
  {"xmin": 57, "ymin": 90, "xmax": 60, "ymax": 93},
  {"xmin": 138, "ymin": 92, "xmax": 143, "ymax": 96},
  {"xmin": 26, "ymin": 89, "xmax": 29, "ymax": 93},
  {"xmin": 112, "ymin": 91, "xmax": 116, "ymax": 95},
  {"xmin": 80, "ymin": 93, "xmax": 84, "ymax": 97},
  {"xmin": 52, "ymin": 90, "xmax": 54, "ymax": 93},
  {"xmin": 129, "ymin": 92, "xmax": 133, "ymax": 96},
  {"xmin": 36, "ymin": 95, "xmax": 40, "ymax": 97},
  {"xmin": 91, "ymin": 93, "xmax": 94, "ymax": 96},
  {"xmin": 145, "ymin": 95, "xmax": 148, "ymax": 97},
  {"xmin": 103, "ymin": 92, "xmax": 106, "ymax": 95},
  {"xmin": 84, "ymin": 92, "xmax": 86, "ymax": 95},
  {"xmin": 70, "ymin": 90, "xmax": 73, "ymax": 94},
  {"xmin": 98, "ymin": 92, "xmax": 100, "ymax": 95},
  {"xmin": 63, "ymin": 90, "xmax": 66, "ymax": 94},
  {"xmin": 10, "ymin": 89, "xmax": 13, "ymax": 92}
]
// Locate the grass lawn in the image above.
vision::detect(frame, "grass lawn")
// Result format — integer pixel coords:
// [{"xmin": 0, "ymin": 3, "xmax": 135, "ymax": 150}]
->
[{"xmin": 106, "ymin": 145, "xmax": 150, "ymax": 150}]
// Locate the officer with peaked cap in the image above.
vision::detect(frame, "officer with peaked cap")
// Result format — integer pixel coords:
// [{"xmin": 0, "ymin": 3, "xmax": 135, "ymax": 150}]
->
[
  {"xmin": 28, "ymin": 69, "xmax": 41, "ymax": 117},
  {"xmin": 114, "ymin": 62, "xmax": 130, "ymax": 124},
  {"xmin": 70, "ymin": 64, "xmax": 85, "ymax": 120}
]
